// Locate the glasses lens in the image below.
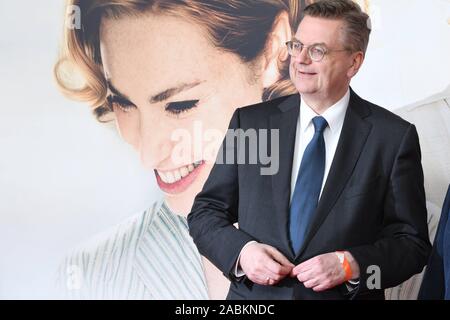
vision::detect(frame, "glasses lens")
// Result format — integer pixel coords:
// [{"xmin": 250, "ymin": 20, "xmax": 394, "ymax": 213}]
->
[
  {"xmin": 309, "ymin": 45, "xmax": 326, "ymax": 61},
  {"xmin": 287, "ymin": 41, "xmax": 302, "ymax": 57}
]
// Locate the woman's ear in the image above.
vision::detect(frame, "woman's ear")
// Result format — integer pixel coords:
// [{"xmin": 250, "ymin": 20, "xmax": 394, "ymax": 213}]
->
[{"xmin": 262, "ymin": 11, "xmax": 291, "ymax": 88}]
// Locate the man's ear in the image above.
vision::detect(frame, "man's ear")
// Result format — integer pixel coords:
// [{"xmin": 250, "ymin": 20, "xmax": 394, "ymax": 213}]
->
[
  {"xmin": 261, "ymin": 11, "xmax": 291, "ymax": 88},
  {"xmin": 347, "ymin": 51, "xmax": 365, "ymax": 78}
]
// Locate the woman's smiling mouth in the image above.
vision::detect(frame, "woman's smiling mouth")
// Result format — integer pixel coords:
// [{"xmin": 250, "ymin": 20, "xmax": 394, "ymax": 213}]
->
[{"xmin": 155, "ymin": 160, "xmax": 205, "ymax": 194}]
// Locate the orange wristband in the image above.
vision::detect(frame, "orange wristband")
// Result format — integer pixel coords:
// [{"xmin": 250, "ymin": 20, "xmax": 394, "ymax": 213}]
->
[{"xmin": 336, "ymin": 251, "xmax": 353, "ymax": 281}]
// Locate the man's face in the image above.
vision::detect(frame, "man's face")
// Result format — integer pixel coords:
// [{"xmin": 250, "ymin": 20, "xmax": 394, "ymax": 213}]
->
[{"xmin": 289, "ymin": 16, "xmax": 356, "ymax": 103}]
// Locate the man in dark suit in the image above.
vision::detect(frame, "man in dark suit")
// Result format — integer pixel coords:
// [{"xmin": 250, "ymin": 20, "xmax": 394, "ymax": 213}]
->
[
  {"xmin": 188, "ymin": 0, "xmax": 431, "ymax": 299},
  {"xmin": 419, "ymin": 185, "xmax": 450, "ymax": 300}
]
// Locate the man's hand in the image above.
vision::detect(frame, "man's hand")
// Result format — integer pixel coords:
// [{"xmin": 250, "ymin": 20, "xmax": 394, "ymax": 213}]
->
[
  {"xmin": 291, "ymin": 251, "xmax": 360, "ymax": 292},
  {"xmin": 239, "ymin": 242, "xmax": 294, "ymax": 286}
]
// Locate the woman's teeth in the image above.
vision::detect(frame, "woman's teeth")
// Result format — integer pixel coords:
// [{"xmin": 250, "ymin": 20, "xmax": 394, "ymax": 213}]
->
[{"xmin": 158, "ymin": 161, "xmax": 202, "ymax": 184}]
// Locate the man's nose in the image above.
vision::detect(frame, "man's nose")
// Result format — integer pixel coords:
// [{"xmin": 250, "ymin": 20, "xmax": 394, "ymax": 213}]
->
[{"xmin": 292, "ymin": 46, "xmax": 311, "ymax": 64}]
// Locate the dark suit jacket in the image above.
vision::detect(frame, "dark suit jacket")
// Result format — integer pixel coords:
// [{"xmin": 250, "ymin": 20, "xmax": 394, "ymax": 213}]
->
[
  {"xmin": 418, "ymin": 185, "xmax": 450, "ymax": 300},
  {"xmin": 188, "ymin": 89, "xmax": 431, "ymax": 300}
]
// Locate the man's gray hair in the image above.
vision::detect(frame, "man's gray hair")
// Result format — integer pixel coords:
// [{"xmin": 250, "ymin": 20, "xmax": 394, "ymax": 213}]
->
[{"xmin": 303, "ymin": 0, "xmax": 371, "ymax": 53}]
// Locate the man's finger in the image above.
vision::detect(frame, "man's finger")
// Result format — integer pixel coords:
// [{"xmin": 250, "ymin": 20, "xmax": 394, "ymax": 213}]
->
[
  {"xmin": 259, "ymin": 255, "xmax": 288, "ymax": 281},
  {"xmin": 295, "ymin": 268, "xmax": 315, "ymax": 283},
  {"xmin": 264, "ymin": 258, "xmax": 291, "ymax": 277},
  {"xmin": 292, "ymin": 259, "xmax": 315, "ymax": 276},
  {"xmin": 249, "ymin": 255, "xmax": 282, "ymax": 284},
  {"xmin": 253, "ymin": 273, "xmax": 274, "ymax": 286},
  {"xmin": 267, "ymin": 247, "xmax": 295, "ymax": 268},
  {"xmin": 303, "ymin": 277, "xmax": 320, "ymax": 289},
  {"xmin": 262, "ymin": 266, "xmax": 286, "ymax": 282},
  {"xmin": 312, "ymin": 284, "xmax": 329, "ymax": 292}
]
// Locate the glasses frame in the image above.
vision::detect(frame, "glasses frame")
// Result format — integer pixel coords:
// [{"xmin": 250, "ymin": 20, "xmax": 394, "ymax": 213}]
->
[{"xmin": 286, "ymin": 40, "xmax": 351, "ymax": 62}]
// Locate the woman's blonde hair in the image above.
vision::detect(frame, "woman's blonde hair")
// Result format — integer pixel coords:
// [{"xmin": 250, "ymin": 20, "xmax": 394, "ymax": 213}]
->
[{"xmin": 55, "ymin": 0, "xmax": 313, "ymax": 122}]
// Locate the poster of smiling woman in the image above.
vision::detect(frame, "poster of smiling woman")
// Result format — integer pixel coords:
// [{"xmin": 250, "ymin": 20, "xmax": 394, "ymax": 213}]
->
[{"xmin": 0, "ymin": 0, "xmax": 448, "ymax": 301}]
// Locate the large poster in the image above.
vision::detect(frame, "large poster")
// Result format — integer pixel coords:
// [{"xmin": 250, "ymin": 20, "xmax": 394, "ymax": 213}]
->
[{"xmin": 0, "ymin": 0, "xmax": 449, "ymax": 300}]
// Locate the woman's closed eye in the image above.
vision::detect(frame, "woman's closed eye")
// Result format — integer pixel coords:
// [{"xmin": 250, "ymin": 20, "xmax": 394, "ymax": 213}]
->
[
  {"xmin": 107, "ymin": 94, "xmax": 199, "ymax": 117},
  {"xmin": 165, "ymin": 100, "xmax": 199, "ymax": 116},
  {"xmin": 107, "ymin": 94, "xmax": 135, "ymax": 113}
]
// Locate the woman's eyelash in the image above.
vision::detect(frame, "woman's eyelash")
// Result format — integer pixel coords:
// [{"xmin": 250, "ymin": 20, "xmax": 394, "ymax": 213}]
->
[
  {"xmin": 165, "ymin": 100, "xmax": 199, "ymax": 115},
  {"xmin": 107, "ymin": 95, "xmax": 135, "ymax": 112},
  {"xmin": 107, "ymin": 95, "xmax": 199, "ymax": 115}
]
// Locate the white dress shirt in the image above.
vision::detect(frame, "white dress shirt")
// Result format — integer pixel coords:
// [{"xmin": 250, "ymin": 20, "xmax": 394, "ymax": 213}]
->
[
  {"xmin": 290, "ymin": 89, "xmax": 350, "ymax": 202},
  {"xmin": 234, "ymin": 89, "xmax": 351, "ymax": 278}
]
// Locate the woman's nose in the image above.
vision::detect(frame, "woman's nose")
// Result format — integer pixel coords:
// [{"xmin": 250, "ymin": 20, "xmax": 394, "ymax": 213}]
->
[{"xmin": 137, "ymin": 115, "xmax": 173, "ymax": 171}]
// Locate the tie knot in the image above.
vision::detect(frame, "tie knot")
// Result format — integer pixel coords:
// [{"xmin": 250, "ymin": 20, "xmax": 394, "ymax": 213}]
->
[{"xmin": 312, "ymin": 116, "xmax": 328, "ymax": 134}]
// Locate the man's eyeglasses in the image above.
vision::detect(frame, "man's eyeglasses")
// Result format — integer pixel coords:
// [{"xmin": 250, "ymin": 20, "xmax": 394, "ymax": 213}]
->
[{"xmin": 286, "ymin": 40, "xmax": 350, "ymax": 62}]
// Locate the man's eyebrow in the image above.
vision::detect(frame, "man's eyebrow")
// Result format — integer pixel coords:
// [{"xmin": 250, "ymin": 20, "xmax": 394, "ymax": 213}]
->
[
  {"xmin": 292, "ymin": 38, "xmax": 327, "ymax": 47},
  {"xmin": 149, "ymin": 81, "xmax": 203, "ymax": 104}
]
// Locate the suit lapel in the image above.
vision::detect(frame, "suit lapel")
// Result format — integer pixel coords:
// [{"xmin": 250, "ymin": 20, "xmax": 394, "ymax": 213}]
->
[
  {"xmin": 270, "ymin": 94, "xmax": 300, "ymax": 259},
  {"xmin": 295, "ymin": 89, "xmax": 373, "ymax": 258}
]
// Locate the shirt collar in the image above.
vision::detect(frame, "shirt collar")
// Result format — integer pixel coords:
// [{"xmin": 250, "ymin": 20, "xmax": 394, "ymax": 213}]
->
[{"xmin": 299, "ymin": 88, "xmax": 350, "ymax": 134}]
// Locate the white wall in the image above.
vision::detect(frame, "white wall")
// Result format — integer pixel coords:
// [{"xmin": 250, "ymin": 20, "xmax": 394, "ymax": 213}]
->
[
  {"xmin": 0, "ymin": 0, "xmax": 448, "ymax": 299},
  {"xmin": 353, "ymin": 0, "xmax": 450, "ymax": 109}
]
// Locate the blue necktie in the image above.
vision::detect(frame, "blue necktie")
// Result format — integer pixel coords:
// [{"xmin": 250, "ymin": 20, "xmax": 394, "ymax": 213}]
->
[{"xmin": 289, "ymin": 116, "xmax": 328, "ymax": 254}]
